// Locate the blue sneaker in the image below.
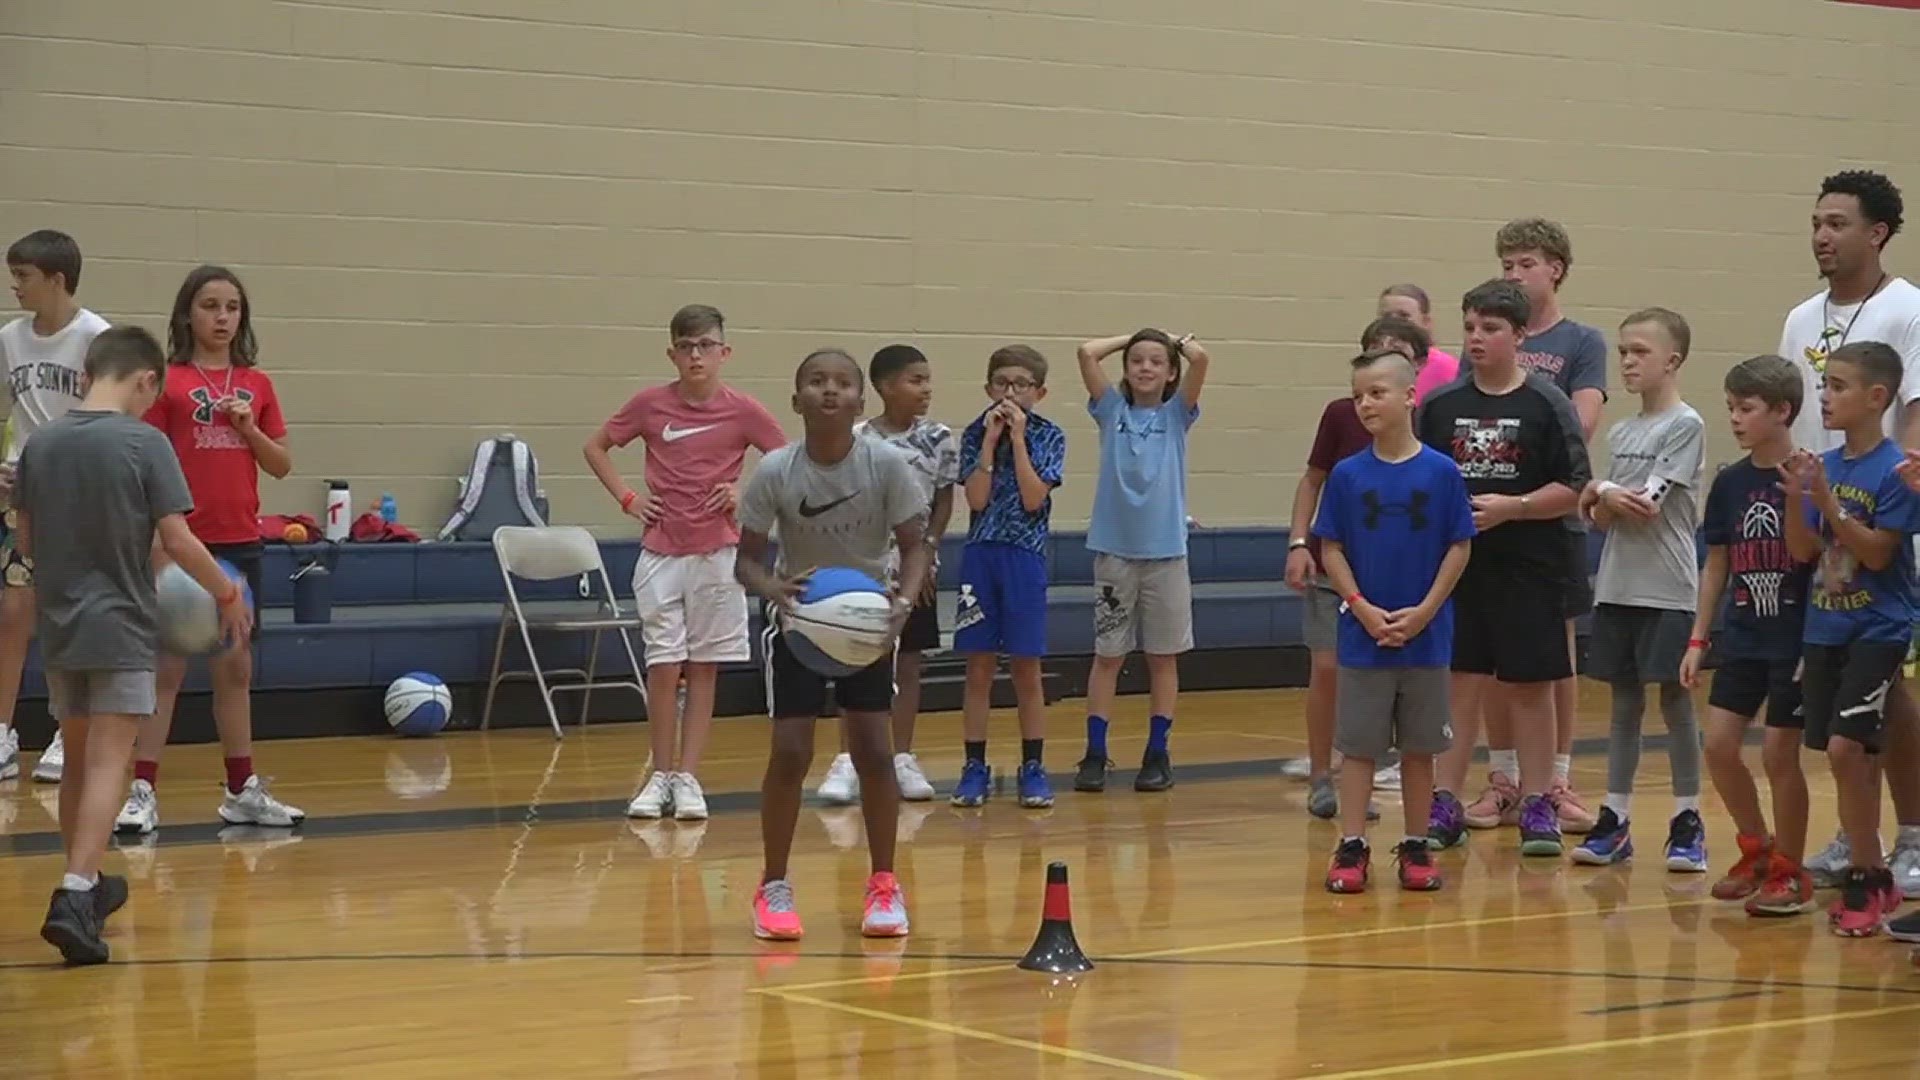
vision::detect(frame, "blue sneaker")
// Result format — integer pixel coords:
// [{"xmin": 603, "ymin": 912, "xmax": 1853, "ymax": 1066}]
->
[
  {"xmin": 1017, "ymin": 760, "xmax": 1054, "ymax": 808},
  {"xmin": 950, "ymin": 760, "xmax": 991, "ymax": 807},
  {"xmin": 1571, "ymin": 806, "xmax": 1633, "ymax": 865},
  {"xmin": 1665, "ymin": 808, "xmax": 1708, "ymax": 873}
]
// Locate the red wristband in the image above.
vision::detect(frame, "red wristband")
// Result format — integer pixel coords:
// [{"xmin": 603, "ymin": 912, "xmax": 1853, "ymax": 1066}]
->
[
  {"xmin": 1346, "ymin": 593, "xmax": 1363, "ymax": 607},
  {"xmin": 1688, "ymin": 638, "xmax": 1709, "ymax": 649},
  {"xmin": 218, "ymin": 584, "xmax": 243, "ymax": 607},
  {"xmin": 619, "ymin": 490, "xmax": 638, "ymax": 511}
]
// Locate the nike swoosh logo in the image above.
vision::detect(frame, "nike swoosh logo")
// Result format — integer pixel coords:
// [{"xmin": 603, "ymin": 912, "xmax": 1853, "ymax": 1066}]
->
[
  {"xmin": 797, "ymin": 493, "xmax": 857, "ymax": 518},
  {"xmin": 661, "ymin": 423, "xmax": 719, "ymax": 443}
]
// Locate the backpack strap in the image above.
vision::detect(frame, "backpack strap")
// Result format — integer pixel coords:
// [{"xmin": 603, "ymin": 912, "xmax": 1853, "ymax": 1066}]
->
[
  {"xmin": 508, "ymin": 437, "xmax": 546, "ymax": 527},
  {"xmin": 437, "ymin": 436, "xmax": 500, "ymax": 541}
]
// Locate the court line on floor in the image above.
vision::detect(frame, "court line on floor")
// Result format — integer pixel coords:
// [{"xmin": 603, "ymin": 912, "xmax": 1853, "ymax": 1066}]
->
[
  {"xmin": 764, "ymin": 987, "xmax": 1207, "ymax": 1080},
  {"xmin": 1581, "ymin": 988, "xmax": 1773, "ymax": 1015}
]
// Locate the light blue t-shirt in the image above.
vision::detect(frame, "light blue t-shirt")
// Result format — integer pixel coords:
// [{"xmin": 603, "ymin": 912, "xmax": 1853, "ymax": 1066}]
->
[{"xmin": 1085, "ymin": 386, "xmax": 1199, "ymax": 560}]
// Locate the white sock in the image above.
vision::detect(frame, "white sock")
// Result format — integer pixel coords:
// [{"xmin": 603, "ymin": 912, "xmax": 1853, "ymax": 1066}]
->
[
  {"xmin": 1340, "ymin": 835, "xmax": 1368, "ymax": 849},
  {"xmin": 60, "ymin": 873, "xmax": 94, "ymax": 893},
  {"xmin": 1674, "ymin": 796, "xmax": 1700, "ymax": 816},
  {"xmin": 1490, "ymin": 749, "xmax": 1519, "ymax": 779},
  {"xmin": 1604, "ymin": 793, "xmax": 1631, "ymax": 822},
  {"xmin": 1553, "ymin": 754, "xmax": 1572, "ymax": 783},
  {"xmin": 1900, "ymin": 824, "xmax": 1920, "ymax": 845}
]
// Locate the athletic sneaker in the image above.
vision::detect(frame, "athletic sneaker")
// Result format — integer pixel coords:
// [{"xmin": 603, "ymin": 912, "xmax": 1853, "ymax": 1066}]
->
[
  {"xmin": 1833, "ymin": 867, "xmax": 1890, "ymax": 937},
  {"xmin": 627, "ymin": 771, "xmax": 673, "ymax": 819},
  {"xmin": 1426, "ymin": 790, "xmax": 1468, "ymax": 850},
  {"xmin": 1134, "ymin": 747, "xmax": 1175, "ymax": 792},
  {"xmin": 1464, "ymin": 771, "xmax": 1520, "ymax": 829},
  {"xmin": 753, "ymin": 878, "xmax": 804, "ymax": 941},
  {"xmin": 670, "ymin": 772, "xmax": 708, "ymax": 821},
  {"xmin": 1712, "ymin": 833, "xmax": 1771, "ymax": 901},
  {"xmin": 817, "ymin": 753, "xmax": 859, "ymax": 805},
  {"xmin": 33, "ymin": 730, "xmax": 63, "ymax": 783},
  {"xmin": 219, "ymin": 776, "xmax": 305, "ymax": 828},
  {"xmin": 1889, "ymin": 834, "xmax": 1920, "ymax": 899},
  {"xmin": 1665, "ymin": 809, "xmax": 1709, "ymax": 873},
  {"xmin": 1570, "ymin": 807, "xmax": 1633, "ymax": 865},
  {"xmin": 1073, "ymin": 754, "xmax": 1111, "ymax": 792},
  {"xmin": 1394, "ymin": 839, "xmax": 1442, "ymax": 891},
  {"xmin": 1018, "ymin": 760, "xmax": 1054, "ymax": 808},
  {"xmin": 1805, "ymin": 831, "xmax": 1852, "ymax": 888},
  {"xmin": 950, "ymin": 760, "xmax": 990, "ymax": 807},
  {"xmin": 861, "ymin": 871, "xmax": 910, "ymax": 937},
  {"xmin": 41, "ymin": 887, "xmax": 107, "ymax": 966},
  {"xmin": 116, "ymin": 780, "xmax": 159, "ymax": 835},
  {"xmin": 1746, "ymin": 857, "xmax": 1816, "ymax": 917},
  {"xmin": 1307, "ymin": 775, "xmax": 1339, "ymax": 819},
  {"xmin": 93, "ymin": 873, "xmax": 128, "ymax": 922},
  {"xmin": 1518, "ymin": 794, "xmax": 1563, "ymax": 857},
  {"xmin": 1548, "ymin": 778, "xmax": 1598, "ymax": 834},
  {"xmin": 1887, "ymin": 904, "xmax": 1920, "ymax": 943},
  {"xmin": 1280, "ymin": 757, "xmax": 1314, "ymax": 780},
  {"xmin": 0, "ymin": 726, "xmax": 17, "ymax": 781},
  {"xmin": 1325, "ymin": 837, "xmax": 1370, "ymax": 893},
  {"xmin": 1373, "ymin": 760, "xmax": 1402, "ymax": 791},
  {"xmin": 894, "ymin": 753, "xmax": 936, "ymax": 802}
]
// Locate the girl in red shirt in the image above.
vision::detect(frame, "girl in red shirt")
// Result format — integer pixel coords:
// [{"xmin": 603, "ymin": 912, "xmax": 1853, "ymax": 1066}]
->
[{"xmin": 116, "ymin": 265, "xmax": 303, "ymax": 834}]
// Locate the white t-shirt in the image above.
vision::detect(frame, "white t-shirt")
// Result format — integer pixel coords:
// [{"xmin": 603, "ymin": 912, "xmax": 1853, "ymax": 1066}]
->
[
  {"xmin": 1, "ymin": 309, "xmax": 111, "ymax": 463},
  {"xmin": 1779, "ymin": 277, "xmax": 1920, "ymax": 451}
]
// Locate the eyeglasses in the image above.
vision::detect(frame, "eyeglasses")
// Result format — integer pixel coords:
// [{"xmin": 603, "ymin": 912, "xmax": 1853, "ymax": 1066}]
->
[
  {"xmin": 990, "ymin": 377, "xmax": 1039, "ymax": 392},
  {"xmin": 672, "ymin": 339, "xmax": 726, "ymax": 358}
]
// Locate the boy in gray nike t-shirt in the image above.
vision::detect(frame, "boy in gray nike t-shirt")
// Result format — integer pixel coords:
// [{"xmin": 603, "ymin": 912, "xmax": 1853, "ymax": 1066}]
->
[{"xmin": 735, "ymin": 347, "xmax": 929, "ymax": 942}]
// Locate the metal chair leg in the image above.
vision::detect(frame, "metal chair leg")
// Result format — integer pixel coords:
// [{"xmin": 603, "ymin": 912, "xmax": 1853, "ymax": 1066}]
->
[
  {"xmin": 580, "ymin": 628, "xmax": 602, "ymax": 726},
  {"xmin": 481, "ymin": 608, "xmax": 513, "ymax": 731},
  {"xmin": 514, "ymin": 620, "xmax": 565, "ymax": 740}
]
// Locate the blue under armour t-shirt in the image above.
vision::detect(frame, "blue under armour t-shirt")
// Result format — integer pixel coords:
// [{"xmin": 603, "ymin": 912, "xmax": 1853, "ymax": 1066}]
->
[
  {"xmin": 1803, "ymin": 438, "xmax": 1920, "ymax": 647},
  {"xmin": 1085, "ymin": 386, "xmax": 1198, "ymax": 560},
  {"xmin": 1311, "ymin": 444, "xmax": 1477, "ymax": 667}
]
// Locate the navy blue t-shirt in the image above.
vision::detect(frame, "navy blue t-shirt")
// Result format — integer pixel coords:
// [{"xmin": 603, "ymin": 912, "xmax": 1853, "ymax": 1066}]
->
[
  {"xmin": 1312, "ymin": 444, "xmax": 1477, "ymax": 667},
  {"xmin": 1700, "ymin": 458, "xmax": 1811, "ymax": 661}
]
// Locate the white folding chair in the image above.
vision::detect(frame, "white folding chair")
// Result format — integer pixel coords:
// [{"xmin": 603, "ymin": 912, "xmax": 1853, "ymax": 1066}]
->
[{"xmin": 482, "ymin": 526, "xmax": 647, "ymax": 739}]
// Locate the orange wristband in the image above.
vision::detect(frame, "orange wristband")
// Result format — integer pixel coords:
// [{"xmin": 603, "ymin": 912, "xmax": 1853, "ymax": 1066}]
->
[
  {"xmin": 1688, "ymin": 638, "xmax": 1709, "ymax": 649},
  {"xmin": 1346, "ymin": 593, "xmax": 1363, "ymax": 607},
  {"xmin": 619, "ymin": 490, "xmax": 638, "ymax": 512}
]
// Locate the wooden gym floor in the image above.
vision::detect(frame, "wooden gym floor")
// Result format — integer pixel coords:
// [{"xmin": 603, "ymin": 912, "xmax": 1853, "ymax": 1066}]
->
[{"xmin": 2, "ymin": 687, "xmax": 1918, "ymax": 1079}]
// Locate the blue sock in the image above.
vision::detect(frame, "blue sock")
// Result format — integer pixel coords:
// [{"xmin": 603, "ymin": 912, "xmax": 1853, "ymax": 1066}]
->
[
  {"xmin": 1147, "ymin": 715, "xmax": 1173, "ymax": 754},
  {"xmin": 1086, "ymin": 716, "xmax": 1108, "ymax": 758}
]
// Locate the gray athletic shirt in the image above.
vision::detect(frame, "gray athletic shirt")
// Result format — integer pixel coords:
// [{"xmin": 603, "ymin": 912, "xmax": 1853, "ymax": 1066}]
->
[
  {"xmin": 738, "ymin": 437, "xmax": 923, "ymax": 583},
  {"xmin": 16, "ymin": 410, "xmax": 194, "ymax": 670},
  {"xmin": 1593, "ymin": 403, "xmax": 1705, "ymax": 611}
]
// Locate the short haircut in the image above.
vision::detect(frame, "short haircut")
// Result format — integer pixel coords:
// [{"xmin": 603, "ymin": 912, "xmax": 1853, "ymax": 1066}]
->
[
  {"xmin": 1829, "ymin": 341, "xmax": 1903, "ymax": 400},
  {"xmin": 83, "ymin": 325, "xmax": 166, "ymax": 383},
  {"xmin": 1723, "ymin": 354, "xmax": 1804, "ymax": 423},
  {"xmin": 1494, "ymin": 218, "xmax": 1573, "ymax": 284},
  {"xmin": 669, "ymin": 304, "xmax": 724, "ymax": 340},
  {"xmin": 1351, "ymin": 348, "xmax": 1418, "ymax": 387},
  {"xmin": 986, "ymin": 344, "xmax": 1048, "ymax": 386},
  {"xmin": 1621, "ymin": 306, "xmax": 1692, "ymax": 361},
  {"xmin": 795, "ymin": 347, "xmax": 863, "ymax": 391},
  {"xmin": 870, "ymin": 344, "xmax": 927, "ymax": 386},
  {"xmin": 1120, "ymin": 328, "xmax": 1183, "ymax": 404},
  {"xmin": 1820, "ymin": 169, "xmax": 1904, "ymax": 246},
  {"xmin": 1360, "ymin": 315, "xmax": 1432, "ymax": 361},
  {"xmin": 1380, "ymin": 283, "xmax": 1431, "ymax": 315},
  {"xmin": 1461, "ymin": 279, "xmax": 1531, "ymax": 330},
  {"xmin": 6, "ymin": 229, "xmax": 82, "ymax": 293}
]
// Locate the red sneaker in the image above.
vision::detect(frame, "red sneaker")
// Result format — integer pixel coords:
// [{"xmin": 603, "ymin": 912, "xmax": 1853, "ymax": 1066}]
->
[
  {"xmin": 1394, "ymin": 840, "xmax": 1443, "ymax": 891},
  {"xmin": 1746, "ymin": 856, "xmax": 1816, "ymax": 917},
  {"xmin": 1712, "ymin": 833, "xmax": 1772, "ymax": 901},
  {"xmin": 1833, "ymin": 867, "xmax": 1888, "ymax": 938},
  {"xmin": 1326, "ymin": 838, "xmax": 1370, "ymax": 894}
]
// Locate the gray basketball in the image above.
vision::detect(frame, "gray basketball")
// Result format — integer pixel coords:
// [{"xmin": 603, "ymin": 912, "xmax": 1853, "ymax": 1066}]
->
[{"xmin": 155, "ymin": 563, "xmax": 223, "ymax": 655}]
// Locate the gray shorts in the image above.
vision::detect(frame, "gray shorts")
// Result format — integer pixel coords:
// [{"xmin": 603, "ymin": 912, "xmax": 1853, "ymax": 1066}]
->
[
  {"xmin": 1335, "ymin": 665, "xmax": 1453, "ymax": 761},
  {"xmin": 1585, "ymin": 603, "xmax": 1694, "ymax": 686},
  {"xmin": 47, "ymin": 669, "xmax": 156, "ymax": 720},
  {"xmin": 1092, "ymin": 554, "xmax": 1194, "ymax": 657},
  {"xmin": 1302, "ymin": 576, "xmax": 1340, "ymax": 653}
]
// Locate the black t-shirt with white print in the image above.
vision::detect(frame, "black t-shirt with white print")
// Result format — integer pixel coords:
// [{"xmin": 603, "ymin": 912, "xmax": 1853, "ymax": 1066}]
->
[{"xmin": 1700, "ymin": 458, "xmax": 1811, "ymax": 660}]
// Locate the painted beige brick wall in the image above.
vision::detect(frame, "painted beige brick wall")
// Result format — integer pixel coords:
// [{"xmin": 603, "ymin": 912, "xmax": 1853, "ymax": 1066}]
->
[{"xmin": 2, "ymin": 0, "xmax": 1916, "ymax": 535}]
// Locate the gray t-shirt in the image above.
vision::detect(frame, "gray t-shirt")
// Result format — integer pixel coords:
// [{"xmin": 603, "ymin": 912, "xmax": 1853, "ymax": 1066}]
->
[
  {"xmin": 1594, "ymin": 403, "xmax": 1705, "ymax": 611},
  {"xmin": 1518, "ymin": 319, "xmax": 1609, "ymax": 402},
  {"xmin": 16, "ymin": 410, "xmax": 194, "ymax": 670},
  {"xmin": 738, "ymin": 437, "xmax": 923, "ymax": 583}
]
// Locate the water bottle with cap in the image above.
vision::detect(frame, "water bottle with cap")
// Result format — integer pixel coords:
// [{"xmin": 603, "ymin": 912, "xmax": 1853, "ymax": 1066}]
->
[
  {"xmin": 324, "ymin": 480, "xmax": 352, "ymax": 541},
  {"xmin": 379, "ymin": 493, "xmax": 397, "ymax": 523}
]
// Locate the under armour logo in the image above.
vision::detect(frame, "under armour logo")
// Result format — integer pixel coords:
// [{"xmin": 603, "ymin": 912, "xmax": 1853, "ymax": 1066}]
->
[
  {"xmin": 187, "ymin": 386, "xmax": 254, "ymax": 425},
  {"xmin": 1099, "ymin": 585, "xmax": 1121, "ymax": 610},
  {"xmin": 1360, "ymin": 489, "xmax": 1428, "ymax": 529}
]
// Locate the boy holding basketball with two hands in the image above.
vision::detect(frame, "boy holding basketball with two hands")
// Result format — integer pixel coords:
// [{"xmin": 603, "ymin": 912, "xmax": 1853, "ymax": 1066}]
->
[
  {"xmin": 18, "ymin": 327, "xmax": 251, "ymax": 964},
  {"xmin": 735, "ymin": 348, "xmax": 930, "ymax": 941}
]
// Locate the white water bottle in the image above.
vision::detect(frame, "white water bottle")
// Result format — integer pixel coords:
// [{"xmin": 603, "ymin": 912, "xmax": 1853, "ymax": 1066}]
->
[{"xmin": 324, "ymin": 480, "xmax": 352, "ymax": 541}]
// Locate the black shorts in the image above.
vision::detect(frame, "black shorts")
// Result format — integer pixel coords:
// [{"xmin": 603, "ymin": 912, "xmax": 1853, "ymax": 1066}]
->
[
  {"xmin": 898, "ymin": 595, "xmax": 941, "ymax": 654},
  {"xmin": 1451, "ymin": 568, "xmax": 1573, "ymax": 684},
  {"xmin": 1561, "ymin": 531, "xmax": 1594, "ymax": 620},
  {"xmin": 206, "ymin": 541, "xmax": 264, "ymax": 643},
  {"xmin": 1708, "ymin": 656, "xmax": 1803, "ymax": 728},
  {"xmin": 761, "ymin": 625, "xmax": 895, "ymax": 719},
  {"xmin": 1585, "ymin": 604, "xmax": 1692, "ymax": 686},
  {"xmin": 1800, "ymin": 641, "xmax": 1905, "ymax": 753}
]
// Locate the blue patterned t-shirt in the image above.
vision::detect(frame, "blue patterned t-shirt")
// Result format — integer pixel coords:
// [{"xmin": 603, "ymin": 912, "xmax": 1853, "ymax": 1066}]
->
[{"xmin": 958, "ymin": 408, "xmax": 1065, "ymax": 553}]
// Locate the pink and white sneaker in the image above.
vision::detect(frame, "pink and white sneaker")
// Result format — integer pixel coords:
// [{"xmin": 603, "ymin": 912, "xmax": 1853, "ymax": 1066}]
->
[
  {"xmin": 861, "ymin": 872, "xmax": 910, "ymax": 938},
  {"xmin": 754, "ymin": 879, "xmax": 804, "ymax": 941}
]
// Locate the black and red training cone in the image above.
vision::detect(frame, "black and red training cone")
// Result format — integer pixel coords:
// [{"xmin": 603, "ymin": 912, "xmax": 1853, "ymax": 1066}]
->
[{"xmin": 1017, "ymin": 861, "xmax": 1094, "ymax": 973}]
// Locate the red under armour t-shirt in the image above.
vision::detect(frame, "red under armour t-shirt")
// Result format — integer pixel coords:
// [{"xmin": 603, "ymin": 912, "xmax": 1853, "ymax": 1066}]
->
[
  {"xmin": 144, "ymin": 363, "xmax": 287, "ymax": 546},
  {"xmin": 601, "ymin": 382, "xmax": 787, "ymax": 556}
]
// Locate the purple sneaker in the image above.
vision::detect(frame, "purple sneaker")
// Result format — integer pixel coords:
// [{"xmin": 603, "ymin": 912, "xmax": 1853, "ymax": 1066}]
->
[
  {"xmin": 1426, "ymin": 790, "xmax": 1467, "ymax": 850},
  {"xmin": 1519, "ymin": 794, "xmax": 1563, "ymax": 857}
]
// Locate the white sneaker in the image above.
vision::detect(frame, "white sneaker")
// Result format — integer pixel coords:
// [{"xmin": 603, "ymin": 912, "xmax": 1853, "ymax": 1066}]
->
[
  {"xmin": 894, "ymin": 752, "xmax": 935, "ymax": 801},
  {"xmin": 817, "ymin": 752, "xmax": 859, "ymax": 805},
  {"xmin": 116, "ymin": 780, "xmax": 159, "ymax": 834},
  {"xmin": 1891, "ymin": 832, "xmax": 1920, "ymax": 899},
  {"xmin": 1279, "ymin": 757, "xmax": 1313, "ymax": 780},
  {"xmin": 32, "ymin": 730, "xmax": 63, "ymax": 783},
  {"xmin": 670, "ymin": 772, "xmax": 708, "ymax": 821},
  {"xmin": 218, "ymin": 775, "xmax": 306, "ymax": 828},
  {"xmin": 0, "ymin": 726, "xmax": 17, "ymax": 781},
  {"xmin": 1805, "ymin": 830, "xmax": 1851, "ymax": 888},
  {"xmin": 626, "ymin": 771, "xmax": 672, "ymax": 819},
  {"xmin": 1373, "ymin": 761, "xmax": 1403, "ymax": 791}
]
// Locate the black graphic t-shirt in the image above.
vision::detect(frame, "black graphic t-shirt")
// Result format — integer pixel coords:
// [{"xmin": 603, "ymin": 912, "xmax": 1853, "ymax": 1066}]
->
[
  {"xmin": 1415, "ymin": 372, "xmax": 1591, "ymax": 578},
  {"xmin": 1701, "ymin": 458, "xmax": 1813, "ymax": 659}
]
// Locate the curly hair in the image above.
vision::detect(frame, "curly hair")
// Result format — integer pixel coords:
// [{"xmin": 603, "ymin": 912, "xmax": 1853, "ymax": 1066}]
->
[
  {"xmin": 1495, "ymin": 218, "xmax": 1573, "ymax": 287},
  {"xmin": 1820, "ymin": 169, "xmax": 1904, "ymax": 246}
]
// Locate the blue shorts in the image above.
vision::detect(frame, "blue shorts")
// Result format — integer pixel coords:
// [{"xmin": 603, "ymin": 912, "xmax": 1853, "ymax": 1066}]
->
[{"xmin": 953, "ymin": 542, "xmax": 1048, "ymax": 658}]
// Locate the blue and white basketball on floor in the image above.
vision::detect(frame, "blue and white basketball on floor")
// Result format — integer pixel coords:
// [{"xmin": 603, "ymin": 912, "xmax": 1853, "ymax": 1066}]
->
[
  {"xmin": 784, "ymin": 567, "xmax": 894, "ymax": 677},
  {"xmin": 156, "ymin": 559, "xmax": 251, "ymax": 656},
  {"xmin": 385, "ymin": 672, "xmax": 452, "ymax": 737}
]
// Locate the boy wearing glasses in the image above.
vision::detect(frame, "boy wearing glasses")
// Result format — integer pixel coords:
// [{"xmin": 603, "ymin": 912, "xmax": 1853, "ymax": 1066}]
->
[
  {"xmin": 950, "ymin": 345, "xmax": 1067, "ymax": 809},
  {"xmin": 585, "ymin": 303, "xmax": 787, "ymax": 821}
]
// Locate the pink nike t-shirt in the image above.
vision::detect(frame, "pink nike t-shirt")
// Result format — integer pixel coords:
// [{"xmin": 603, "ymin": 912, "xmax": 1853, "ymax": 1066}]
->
[
  {"xmin": 602, "ymin": 383, "xmax": 788, "ymax": 556},
  {"xmin": 1414, "ymin": 346, "xmax": 1460, "ymax": 404}
]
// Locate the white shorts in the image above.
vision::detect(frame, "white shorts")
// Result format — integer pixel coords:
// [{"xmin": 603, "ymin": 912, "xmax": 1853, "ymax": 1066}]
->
[{"xmin": 632, "ymin": 547, "xmax": 750, "ymax": 666}]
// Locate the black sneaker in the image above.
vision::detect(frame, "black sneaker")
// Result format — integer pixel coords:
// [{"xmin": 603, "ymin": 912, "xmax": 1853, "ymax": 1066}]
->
[
  {"xmin": 41, "ymin": 888, "xmax": 108, "ymax": 966},
  {"xmin": 1072, "ymin": 754, "xmax": 1110, "ymax": 793},
  {"xmin": 1134, "ymin": 747, "xmax": 1175, "ymax": 792},
  {"xmin": 1889, "ymin": 904, "xmax": 1920, "ymax": 943},
  {"xmin": 94, "ymin": 873, "xmax": 128, "ymax": 921}
]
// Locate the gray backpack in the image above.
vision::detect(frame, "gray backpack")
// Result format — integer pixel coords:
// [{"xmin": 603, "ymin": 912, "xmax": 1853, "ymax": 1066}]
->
[{"xmin": 439, "ymin": 434, "xmax": 550, "ymax": 541}]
